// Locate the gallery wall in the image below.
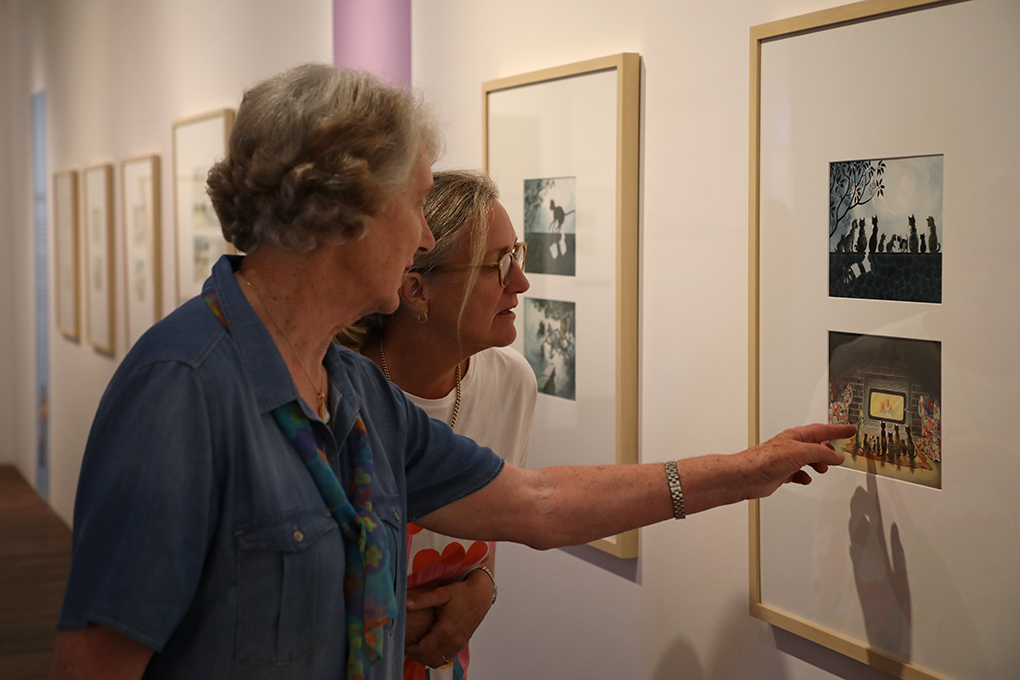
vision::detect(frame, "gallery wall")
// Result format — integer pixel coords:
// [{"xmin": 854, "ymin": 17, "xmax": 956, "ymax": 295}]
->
[
  {"xmin": 0, "ymin": 0, "xmax": 332, "ymax": 519},
  {"xmin": 411, "ymin": 1, "xmax": 899, "ymax": 679}
]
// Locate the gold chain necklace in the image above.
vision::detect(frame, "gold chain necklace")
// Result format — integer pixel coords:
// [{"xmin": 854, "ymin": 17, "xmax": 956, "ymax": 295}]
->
[
  {"xmin": 378, "ymin": 334, "xmax": 461, "ymax": 429},
  {"xmin": 239, "ymin": 271, "xmax": 327, "ymax": 419}
]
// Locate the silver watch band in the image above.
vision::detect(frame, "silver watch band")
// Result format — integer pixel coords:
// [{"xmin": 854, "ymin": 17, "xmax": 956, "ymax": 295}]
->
[{"xmin": 665, "ymin": 460, "xmax": 686, "ymax": 520}]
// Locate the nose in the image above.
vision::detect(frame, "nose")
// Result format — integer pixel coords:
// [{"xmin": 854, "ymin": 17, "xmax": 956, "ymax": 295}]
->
[
  {"xmin": 417, "ymin": 211, "xmax": 435, "ymax": 253},
  {"xmin": 506, "ymin": 258, "xmax": 529, "ymax": 294}
]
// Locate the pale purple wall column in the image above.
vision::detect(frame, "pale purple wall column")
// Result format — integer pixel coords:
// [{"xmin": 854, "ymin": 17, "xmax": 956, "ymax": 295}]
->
[{"xmin": 333, "ymin": 0, "xmax": 411, "ymax": 87}]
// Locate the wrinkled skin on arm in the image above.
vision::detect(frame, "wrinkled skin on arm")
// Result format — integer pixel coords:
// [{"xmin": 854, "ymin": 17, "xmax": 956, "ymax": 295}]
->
[{"xmin": 416, "ymin": 423, "xmax": 853, "ymax": 549}]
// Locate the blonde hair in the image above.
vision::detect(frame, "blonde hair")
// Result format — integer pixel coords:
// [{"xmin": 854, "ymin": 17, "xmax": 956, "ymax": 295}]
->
[{"xmin": 337, "ymin": 169, "xmax": 499, "ymax": 350}]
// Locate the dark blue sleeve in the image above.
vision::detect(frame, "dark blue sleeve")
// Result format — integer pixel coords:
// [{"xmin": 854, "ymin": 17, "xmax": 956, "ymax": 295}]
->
[
  {"xmin": 58, "ymin": 360, "xmax": 221, "ymax": 652},
  {"xmin": 401, "ymin": 399, "xmax": 504, "ymax": 522}
]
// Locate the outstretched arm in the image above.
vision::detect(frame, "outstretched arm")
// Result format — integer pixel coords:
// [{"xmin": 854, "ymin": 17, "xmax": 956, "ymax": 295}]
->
[{"xmin": 417, "ymin": 423, "xmax": 853, "ymax": 549}]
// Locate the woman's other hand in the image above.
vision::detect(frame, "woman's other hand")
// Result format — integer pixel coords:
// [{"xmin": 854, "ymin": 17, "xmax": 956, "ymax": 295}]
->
[
  {"xmin": 404, "ymin": 585, "xmax": 438, "ymax": 647},
  {"xmin": 403, "ymin": 568, "xmax": 495, "ymax": 668}
]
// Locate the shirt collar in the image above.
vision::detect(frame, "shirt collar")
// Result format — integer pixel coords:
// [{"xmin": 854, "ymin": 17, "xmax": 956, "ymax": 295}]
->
[{"xmin": 211, "ymin": 254, "xmax": 363, "ymax": 420}]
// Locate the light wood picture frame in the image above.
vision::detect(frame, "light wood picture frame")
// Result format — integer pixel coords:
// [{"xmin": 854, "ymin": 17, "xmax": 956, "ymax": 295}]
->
[
  {"xmin": 485, "ymin": 53, "xmax": 641, "ymax": 558},
  {"xmin": 121, "ymin": 154, "xmax": 161, "ymax": 349},
  {"xmin": 749, "ymin": 1, "xmax": 1019, "ymax": 679},
  {"xmin": 53, "ymin": 169, "xmax": 80, "ymax": 341},
  {"xmin": 83, "ymin": 163, "xmax": 116, "ymax": 356},
  {"xmin": 172, "ymin": 108, "xmax": 234, "ymax": 306}
]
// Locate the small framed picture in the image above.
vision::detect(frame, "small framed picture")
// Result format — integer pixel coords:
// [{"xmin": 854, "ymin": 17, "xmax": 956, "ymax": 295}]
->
[
  {"xmin": 121, "ymin": 154, "xmax": 161, "ymax": 348},
  {"xmin": 485, "ymin": 53, "xmax": 641, "ymax": 558},
  {"xmin": 172, "ymin": 108, "xmax": 234, "ymax": 305},
  {"xmin": 83, "ymin": 163, "xmax": 116, "ymax": 356},
  {"xmin": 53, "ymin": 169, "xmax": 81, "ymax": 341}
]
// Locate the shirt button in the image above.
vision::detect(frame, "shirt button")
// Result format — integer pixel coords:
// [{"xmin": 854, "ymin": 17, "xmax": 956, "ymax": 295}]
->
[{"xmin": 293, "ymin": 527, "xmax": 305, "ymax": 542}]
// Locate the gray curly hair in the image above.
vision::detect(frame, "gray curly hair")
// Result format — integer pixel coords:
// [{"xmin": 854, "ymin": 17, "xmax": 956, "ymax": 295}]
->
[{"xmin": 207, "ymin": 63, "xmax": 441, "ymax": 253}]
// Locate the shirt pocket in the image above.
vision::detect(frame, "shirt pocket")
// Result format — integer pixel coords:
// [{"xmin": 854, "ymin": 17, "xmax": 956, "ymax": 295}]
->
[
  {"xmin": 234, "ymin": 510, "xmax": 344, "ymax": 666},
  {"xmin": 374, "ymin": 497, "xmax": 404, "ymax": 601}
]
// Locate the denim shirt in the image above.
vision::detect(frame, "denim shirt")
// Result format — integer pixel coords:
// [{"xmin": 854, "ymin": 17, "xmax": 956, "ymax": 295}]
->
[{"xmin": 58, "ymin": 255, "xmax": 504, "ymax": 679}]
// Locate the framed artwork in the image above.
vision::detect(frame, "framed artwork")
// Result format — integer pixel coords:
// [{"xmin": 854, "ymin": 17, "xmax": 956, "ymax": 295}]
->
[
  {"xmin": 121, "ymin": 154, "xmax": 161, "ymax": 348},
  {"xmin": 82, "ymin": 163, "xmax": 115, "ymax": 356},
  {"xmin": 749, "ymin": 1, "xmax": 1020, "ymax": 679},
  {"xmin": 485, "ymin": 53, "xmax": 641, "ymax": 558},
  {"xmin": 172, "ymin": 108, "xmax": 234, "ymax": 305},
  {"xmin": 53, "ymin": 169, "xmax": 80, "ymax": 341}
]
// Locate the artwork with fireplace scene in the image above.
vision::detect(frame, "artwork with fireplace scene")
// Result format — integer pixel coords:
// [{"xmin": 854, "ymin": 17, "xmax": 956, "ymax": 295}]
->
[{"xmin": 828, "ymin": 331, "xmax": 941, "ymax": 489}]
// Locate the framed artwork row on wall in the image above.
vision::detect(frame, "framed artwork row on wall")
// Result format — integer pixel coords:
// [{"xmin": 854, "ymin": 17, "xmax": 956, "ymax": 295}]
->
[{"xmin": 53, "ymin": 107, "xmax": 235, "ymax": 355}]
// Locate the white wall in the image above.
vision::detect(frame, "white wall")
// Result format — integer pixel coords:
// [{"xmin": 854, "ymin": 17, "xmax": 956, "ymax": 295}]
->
[
  {"xmin": 0, "ymin": 0, "xmax": 332, "ymax": 521},
  {"xmin": 0, "ymin": 1, "xmax": 16, "ymax": 466},
  {"xmin": 411, "ymin": 1, "xmax": 898, "ymax": 679}
]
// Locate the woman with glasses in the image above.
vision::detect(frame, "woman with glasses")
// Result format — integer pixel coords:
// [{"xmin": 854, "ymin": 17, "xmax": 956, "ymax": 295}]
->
[{"xmin": 339, "ymin": 169, "xmax": 535, "ymax": 680}]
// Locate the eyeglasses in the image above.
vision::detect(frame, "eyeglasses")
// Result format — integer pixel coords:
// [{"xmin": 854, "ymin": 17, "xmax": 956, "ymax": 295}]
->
[{"xmin": 419, "ymin": 241, "xmax": 527, "ymax": 288}]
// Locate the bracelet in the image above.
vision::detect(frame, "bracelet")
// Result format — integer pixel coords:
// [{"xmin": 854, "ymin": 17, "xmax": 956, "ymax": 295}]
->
[
  {"xmin": 665, "ymin": 460, "xmax": 686, "ymax": 520},
  {"xmin": 471, "ymin": 564, "xmax": 497, "ymax": 605}
]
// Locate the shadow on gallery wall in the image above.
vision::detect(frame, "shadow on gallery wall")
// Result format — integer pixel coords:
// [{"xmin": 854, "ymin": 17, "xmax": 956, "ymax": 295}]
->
[
  {"xmin": 848, "ymin": 475, "xmax": 912, "ymax": 664},
  {"xmin": 650, "ymin": 635, "xmax": 706, "ymax": 680},
  {"xmin": 773, "ymin": 626, "xmax": 894, "ymax": 680},
  {"xmin": 706, "ymin": 595, "xmax": 788, "ymax": 679},
  {"xmin": 557, "ymin": 542, "xmax": 639, "ymax": 583}
]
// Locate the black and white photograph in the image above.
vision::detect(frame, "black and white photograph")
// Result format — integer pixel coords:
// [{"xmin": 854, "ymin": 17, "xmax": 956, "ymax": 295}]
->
[
  {"xmin": 828, "ymin": 331, "xmax": 942, "ymax": 489},
  {"xmin": 523, "ymin": 176, "xmax": 576, "ymax": 276},
  {"xmin": 523, "ymin": 297, "xmax": 576, "ymax": 401},
  {"xmin": 829, "ymin": 155, "xmax": 943, "ymax": 303}
]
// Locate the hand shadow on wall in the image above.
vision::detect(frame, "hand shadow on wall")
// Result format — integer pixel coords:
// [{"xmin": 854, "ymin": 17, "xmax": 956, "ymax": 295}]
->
[{"xmin": 849, "ymin": 474, "xmax": 912, "ymax": 666}]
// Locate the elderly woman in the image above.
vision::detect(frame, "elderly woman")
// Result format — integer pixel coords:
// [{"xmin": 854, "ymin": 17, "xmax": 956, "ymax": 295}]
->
[
  {"xmin": 339, "ymin": 170, "xmax": 535, "ymax": 680},
  {"xmin": 51, "ymin": 64, "xmax": 852, "ymax": 680}
]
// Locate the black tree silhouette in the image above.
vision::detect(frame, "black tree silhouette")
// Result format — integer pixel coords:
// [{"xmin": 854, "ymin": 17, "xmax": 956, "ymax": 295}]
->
[{"xmin": 830, "ymin": 160, "xmax": 886, "ymax": 240}]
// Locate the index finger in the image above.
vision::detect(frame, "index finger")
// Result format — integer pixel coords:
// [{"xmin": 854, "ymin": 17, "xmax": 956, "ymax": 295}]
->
[{"xmin": 791, "ymin": 423, "xmax": 856, "ymax": 443}]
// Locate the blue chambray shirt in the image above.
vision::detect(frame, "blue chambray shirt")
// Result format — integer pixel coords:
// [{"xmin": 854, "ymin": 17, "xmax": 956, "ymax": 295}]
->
[{"xmin": 58, "ymin": 255, "xmax": 504, "ymax": 679}]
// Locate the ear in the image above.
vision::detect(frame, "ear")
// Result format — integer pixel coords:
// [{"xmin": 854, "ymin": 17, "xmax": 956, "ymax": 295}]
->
[{"xmin": 398, "ymin": 272, "xmax": 430, "ymax": 313}]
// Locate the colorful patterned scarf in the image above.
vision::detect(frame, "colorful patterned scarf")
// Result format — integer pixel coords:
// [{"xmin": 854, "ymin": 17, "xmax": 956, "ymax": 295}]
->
[{"xmin": 203, "ymin": 277, "xmax": 395, "ymax": 680}]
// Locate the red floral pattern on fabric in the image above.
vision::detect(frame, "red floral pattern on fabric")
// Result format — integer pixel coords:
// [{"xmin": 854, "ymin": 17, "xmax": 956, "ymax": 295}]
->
[{"xmin": 406, "ymin": 522, "xmax": 492, "ymax": 590}]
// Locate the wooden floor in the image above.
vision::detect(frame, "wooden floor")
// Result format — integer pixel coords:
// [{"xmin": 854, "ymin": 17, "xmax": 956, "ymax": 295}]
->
[{"xmin": 0, "ymin": 465, "xmax": 72, "ymax": 679}]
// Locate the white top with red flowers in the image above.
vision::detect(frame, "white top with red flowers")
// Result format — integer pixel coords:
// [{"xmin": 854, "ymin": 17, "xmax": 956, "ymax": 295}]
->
[{"xmin": 401, "ymin": 346, "xmax": 536, "ymax": 680}]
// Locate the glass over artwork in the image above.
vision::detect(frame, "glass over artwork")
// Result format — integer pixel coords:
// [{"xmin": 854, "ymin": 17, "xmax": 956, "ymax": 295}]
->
[
  {"xmin": 828, "ymin": 331, "xmax": 942, "ymax": 489},
  {"xmin": 829, "ymin": 155, "xmax": 943, "ymax": 303},
  {"xmin": 523, "ymin": 297, "xmax": 576, "ymax": 401},
  {"xmin": 523, "ymin": 176, "xmax": 576, "ymax": 277}
]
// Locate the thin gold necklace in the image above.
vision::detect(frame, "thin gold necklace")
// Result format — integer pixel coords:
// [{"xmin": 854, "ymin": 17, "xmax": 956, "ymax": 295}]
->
[
  {"xmin": 378, "ymin": 334, "xmax": 461, "ymax": 429},
  {"xmin": 239, "ymin": 271, "xmax": 327, "ymax": 419}
]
